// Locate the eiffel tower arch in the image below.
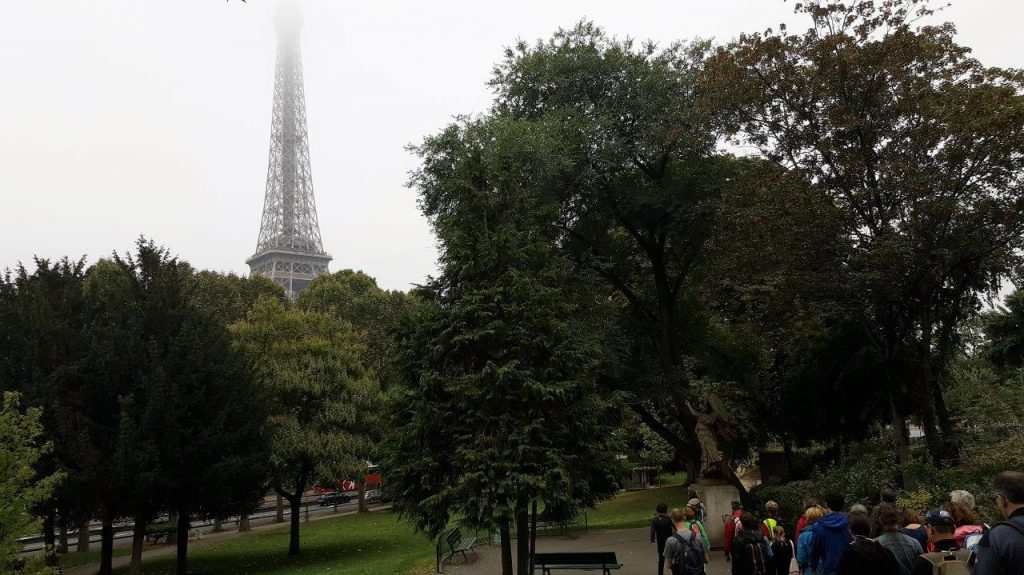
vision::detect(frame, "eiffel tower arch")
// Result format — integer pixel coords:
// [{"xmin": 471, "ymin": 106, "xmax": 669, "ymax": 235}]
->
[{"xmin": 247, "ymin": 2, "xmax": 331, "ymax": 298}]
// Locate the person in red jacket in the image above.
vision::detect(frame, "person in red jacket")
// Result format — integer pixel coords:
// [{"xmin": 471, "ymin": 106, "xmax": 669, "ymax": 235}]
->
[
  {"xmin": 724, "ymin": 500, "xmax": 744, "ymax": 561},
  {"xmin": 794, "ymin": 501, "xmax": 816, "ymax": 542}
]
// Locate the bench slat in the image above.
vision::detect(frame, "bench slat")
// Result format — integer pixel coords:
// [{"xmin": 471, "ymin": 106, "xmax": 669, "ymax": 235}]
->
[{"xmin": 534, "ymin": 552, "xmax": 618, "ymax": 565}]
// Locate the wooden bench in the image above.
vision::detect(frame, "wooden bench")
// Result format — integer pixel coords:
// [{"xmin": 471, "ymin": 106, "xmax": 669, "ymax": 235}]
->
[
  {"xmin": 534, "ymin": 552, "xmax": 622, "ymax": 575},
  {"xmin": 439, "ymin": 528, "xmax": 477, "ymax": 565}
]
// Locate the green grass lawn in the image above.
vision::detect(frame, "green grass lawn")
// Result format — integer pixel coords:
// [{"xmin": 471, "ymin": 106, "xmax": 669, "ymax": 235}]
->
[
  {"xmin": 60, "ymin": 473, "xmax": 688, "ymax": 575},
  {"xmin": 587, "ymin": 480, "xmax": 689, "ymax": 530},
  {"xmin": 109, "ymin": 512, "xmax": 435, "ymax": 575}
]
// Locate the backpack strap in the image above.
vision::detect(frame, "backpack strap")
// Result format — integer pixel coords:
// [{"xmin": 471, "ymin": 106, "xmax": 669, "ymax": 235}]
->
[
  {"xmin": 671, "ymin": 531, "xmax": 693, "ymax": 564},
  {"xmin": 992, "ymin": 519, "xmax": 1024, "ymax": 538}
]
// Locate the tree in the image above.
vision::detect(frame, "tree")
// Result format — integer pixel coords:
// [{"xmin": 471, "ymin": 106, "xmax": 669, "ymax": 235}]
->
[
  {"xmin": 468, "ymin": 21, "xmax": 753, "ymax": 484},
  {"xmin": 298, "ymin": 270, "xmax": 419, "ymax": 511},
  {"xmin": 705, "ymin": 0, "xmax": 1024, "ymax": 471},
  {"xmin": 190, "ymin": 270, "xmax": 285, "ymax": 326},
  {"xmin": 982, "ymin": 290, "xmax": 1024, "ymax": 374},
  {"xmin": 231, "ymin": 299, "xmax": 379, "ymax": 556},
  {"xmin": 82, "ymin": 240, "xmax": 270, "ymax": 575},
  {"xmin": 0, "ymin": 392, "xmax": 61, "ymax": 574},
  {"xmin": 393, "ymin": 115, "xmax": 624, "ymax": 575},
  {"xmin": 700, "ymin": 161, "xmax": 894, "ymax": 466},
  {"xmin": 151, "ymin": 308, "xmax": 269, "ymax": 575},
  {"xmin": 0, "ymin": 259, "xmax": 91, "ymax": 562},
  {"xmin": 297, "ymin": 269, "xmax": 418, "ymax": 394}
]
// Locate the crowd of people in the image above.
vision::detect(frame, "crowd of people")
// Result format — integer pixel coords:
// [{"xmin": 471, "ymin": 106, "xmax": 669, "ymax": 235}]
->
[{"xmin": 651, "ymin": 471, "xmax": 1024, "ymax": 575}]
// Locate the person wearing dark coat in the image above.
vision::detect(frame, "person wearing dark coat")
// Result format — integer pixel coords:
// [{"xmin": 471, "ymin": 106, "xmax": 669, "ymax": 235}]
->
[
  {"xmin": 838, "ymin": 512, "xmax": 900, "ymax": 575},
  {"xmin": 975, "ymin": 471, "xmax": 1024, "ymax": 575},
  {"xmin": 769, "ymin": 525, "xmax": 795, "ymax": 575},
  {"xmin": 651, "ymin": 502, "xmax": 676, "ymax": 575}
]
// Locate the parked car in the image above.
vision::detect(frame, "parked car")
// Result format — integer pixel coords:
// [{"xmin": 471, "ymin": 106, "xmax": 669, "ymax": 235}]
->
[
  {"xmin": 318, "ymin": 492, "xmax": 352, "ymax": 506},
  {"xmin": 363, "ymin": 489, "xmax": 381, "ymax": 504}
]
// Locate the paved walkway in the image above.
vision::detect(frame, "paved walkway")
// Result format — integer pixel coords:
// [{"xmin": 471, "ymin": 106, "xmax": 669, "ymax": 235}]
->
[{"xmin": 446, "ymin": 527, "xmax": 732, "ymax": 575}]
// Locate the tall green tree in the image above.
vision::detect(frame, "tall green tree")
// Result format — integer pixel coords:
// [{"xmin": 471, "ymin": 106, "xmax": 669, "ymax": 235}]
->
[
  {"xmin": 0, "ymin": 392, "xmax": 61, "ymax": 574},
  {"xmin": 393, "ymin": 116, "xmax": 624, "ymax": 575},
  {"xmin": 83, "ymin": 240, "xmax": 270, "ymax": 575},
  {"xmin": 705, "ymin": 0, "xmax": 1024, "ymax": 471},
  {"xmin": 232, "ymin": 299, "xmax": 379, "ymax": 556},
  {"xmin": 149, "ymin": 308, "xmax": 269, "ymax": 575},
  {"xmin": 0, "ymin": 259, "xmax": 91, "ymax": 561},
  {"xmin": 298, "ymin": 270, "xmax": 419, "ymax": 511},
  {"xmin": 485, "ymin": 22, "xmax": 751, "ymax": 482}
]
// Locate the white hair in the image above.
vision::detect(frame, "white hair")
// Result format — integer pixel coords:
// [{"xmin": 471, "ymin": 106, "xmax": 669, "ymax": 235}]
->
[{"xmin": 950, "ymin": 490, "xmax": 976, "ymax": 511}]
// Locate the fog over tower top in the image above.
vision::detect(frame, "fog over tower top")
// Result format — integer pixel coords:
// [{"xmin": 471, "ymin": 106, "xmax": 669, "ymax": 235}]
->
[{"xmin": 246, "ymin": 0, "xmax": 331, "ymax": 298}]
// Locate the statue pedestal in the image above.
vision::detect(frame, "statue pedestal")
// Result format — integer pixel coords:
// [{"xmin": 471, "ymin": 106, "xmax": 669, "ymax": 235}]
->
[{"xmin": 689, "ymin": 483, "xmax": 739, "ymax": 550}]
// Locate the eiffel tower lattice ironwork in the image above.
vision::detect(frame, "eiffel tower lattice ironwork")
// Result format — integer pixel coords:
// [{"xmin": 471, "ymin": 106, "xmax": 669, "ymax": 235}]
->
[{"xmin": 247, "ymin": 4, "xmax": 331, "ymax": 297}]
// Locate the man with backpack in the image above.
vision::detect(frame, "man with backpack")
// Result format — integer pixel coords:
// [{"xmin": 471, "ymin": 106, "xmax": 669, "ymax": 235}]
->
[
  {"xmin": 974, "ymin": 471, "xmax": 1024, "ymax": 575},
  {"xmin": 909, "ymin": 509, "xmax": 970, "ymax": 575},
  {"xmin": 664, "ymin": 507, "xmax": 709, "ymax": 575},
  {"xmin": 724, "ymin": 500, "xmax": 744, "ymax": 563},
  {"xmin": 838, "ymin": 511, "xmax": 901, "ymax": 575},
  {"xmin": 730, "ymin": 512, "xmax": 773, "ymax": 575}
]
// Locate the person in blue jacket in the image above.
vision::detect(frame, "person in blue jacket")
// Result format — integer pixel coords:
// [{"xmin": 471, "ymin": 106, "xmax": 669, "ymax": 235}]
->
[
  {"xmin": 809, "ymin": 493, "xmax": 852, "ymax": 575},
  {"xmin": 797, "ymin": 505, "xmax": 825, "ymax": 575}
]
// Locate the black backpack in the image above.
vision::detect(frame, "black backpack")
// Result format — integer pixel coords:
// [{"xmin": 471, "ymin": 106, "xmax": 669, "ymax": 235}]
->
[
  {"xmin": 670, "ymin": 530, "xmax": 704, "ymax": 575},
  {"xmin": 689, "ymin": 502, "xmax": 706, "ymax": 523},
  {"xmin": 735, "ymin": 532, "xmax": 769, "ymax": 575}
]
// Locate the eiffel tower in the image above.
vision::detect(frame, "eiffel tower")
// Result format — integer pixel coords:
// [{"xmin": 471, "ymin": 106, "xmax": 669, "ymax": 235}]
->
[{"xmin": 246, "ymin": 3, "xmax": 331, "ymax": 297}]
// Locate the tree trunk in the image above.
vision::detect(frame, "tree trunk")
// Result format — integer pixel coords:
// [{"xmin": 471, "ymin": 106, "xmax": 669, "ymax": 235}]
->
[
  {"xmin": 238, "ymin": 513, "xmax": 251, "ymax": 532},
  {"xmin": 43, "ymin": 510, "xmax": 57, "ymax": 566},
  {"xmin": 99, "ymin": 516, "xmax": 114, "ymax": 575},
  {"xmin": 499, "ymin": 520, "xmax": 513, "ymax": 575},
  {"xmin": 167, "ymin": 512, "xmax": 178, "ymax": 544},
  {"xmin": 278, "ymin": 477, "xmax": 307, "ymax": 557},
  {"xmin": 129, "ymin": 514, "xmax": 147, "ymax": 575},
  {"xmin": 176, "ymin": 512, "xmax": 190, "ymax": 575},
  {"xmin": 358, "ymin": 472, "xmax": 368, "ymax": 513},
  {"xmin": 58, "ymin": 513, "xmax": 69, "ymax": 554},
  {"xmin": 275, "ymin": 494, "xmax": 285, "ymax": 523},
  {"xmin": 890, "ymin": 394, "xmax": 917, "ymax": 491},
  {"xmin": 529, "ymin": 500, "xmax": 538, "ymax": 575},
  {"xmin": 212, "ymin": 517, "xmax": 223, "ymax": 532},
  {"xmin": 516, "ymin": 505, "xmax": 530, "ymax": 575},
  {"xmin": 77, "ymin": 517, "xmax": 91, "ymax": 552},
  {"xmin": 685, "ymin": 459, "xmax": 699, "ymax": 488},
  {"xmin": 288, "ymin": 494, "xmax": 301, "ymax": 555}
]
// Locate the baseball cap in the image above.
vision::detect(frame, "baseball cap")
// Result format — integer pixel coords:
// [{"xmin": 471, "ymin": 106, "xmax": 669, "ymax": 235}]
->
[
  {"xmin": 924, "ymin": 508, "xmax": 954, "ymax": 527},
  {"xmin": 731, "ymin": 500, "xmax": 743, "ymax": 509}
]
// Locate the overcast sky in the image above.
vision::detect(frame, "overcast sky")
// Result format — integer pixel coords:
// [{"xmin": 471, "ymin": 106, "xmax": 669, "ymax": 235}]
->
[{"xmin": 1, "ymin": 1, "xmax": 1021, "ymax": 291}]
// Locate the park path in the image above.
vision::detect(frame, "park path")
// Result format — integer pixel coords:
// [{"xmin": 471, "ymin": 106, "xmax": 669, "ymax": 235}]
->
[
  {"xmin": 445, "ymin": 527, "xmax": 731, "ymax": 575},
  {"xmin": 62, "ymin": 504, "xmax": 391, "ymax": 575}
]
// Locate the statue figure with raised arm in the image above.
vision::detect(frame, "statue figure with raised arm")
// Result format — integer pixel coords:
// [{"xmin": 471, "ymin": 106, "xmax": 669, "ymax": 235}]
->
[{"xmin": 687, "ymin": 399, "xmax": 729, "ymax": 479}]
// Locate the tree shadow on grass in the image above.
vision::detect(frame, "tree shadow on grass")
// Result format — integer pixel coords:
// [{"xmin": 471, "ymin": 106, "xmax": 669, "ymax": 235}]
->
[{"xmin": 112, "ymin": 513, "xmax": 433, "ymax": 575}]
